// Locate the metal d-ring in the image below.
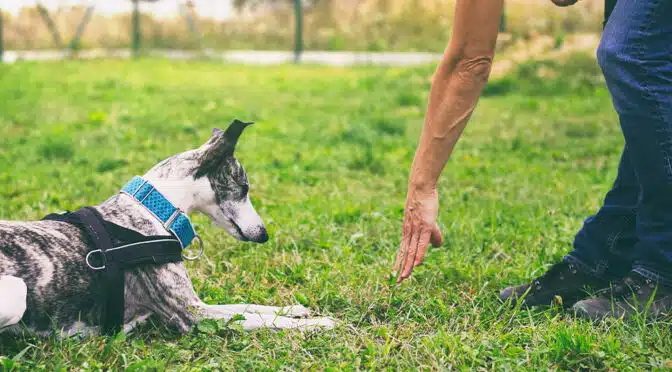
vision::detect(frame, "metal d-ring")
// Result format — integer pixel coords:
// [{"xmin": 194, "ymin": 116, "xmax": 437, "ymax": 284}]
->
[
  {"xmin": 182, "ymin": 235, "xmax": 204, "ymax": 261},
  {"xmin": 86, "ymin": 249, "xmax": 107, "ymax": 271}
]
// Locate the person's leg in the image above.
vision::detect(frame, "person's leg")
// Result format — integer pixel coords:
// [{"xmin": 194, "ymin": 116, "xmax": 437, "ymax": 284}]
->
[
  {"xmin": 595, "ymin": 0, "xmax": 672, "ymax": 285},
  {"xmin": 499, "ymin": 147, "xmax": 638, "ymax": 307},
  {"xmin": 565, "ymin": 145, "xmax": 639, "ymax": 278},
  {"xmin": 572, "ymin": 0, "xmax": 672, "ymax": 320}
]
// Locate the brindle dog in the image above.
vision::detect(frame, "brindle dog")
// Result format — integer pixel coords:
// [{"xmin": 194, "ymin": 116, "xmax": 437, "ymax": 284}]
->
[{"xmin": 0, "ymin": 121, "xmax": 334, "ymax": 337}]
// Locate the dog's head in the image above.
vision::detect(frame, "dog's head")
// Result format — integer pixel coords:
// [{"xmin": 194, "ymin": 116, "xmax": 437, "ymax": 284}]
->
[{"xmin": 192, "ymin": 120, "xmax": 268, "ymax": 243}]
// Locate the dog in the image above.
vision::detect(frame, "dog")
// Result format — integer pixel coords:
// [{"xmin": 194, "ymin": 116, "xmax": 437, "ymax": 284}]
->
[{"xmin": 0, "ymin": 120, "xmax": 335, "ymax": 337}]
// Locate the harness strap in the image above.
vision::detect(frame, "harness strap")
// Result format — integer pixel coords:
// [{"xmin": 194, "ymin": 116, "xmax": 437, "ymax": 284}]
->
[
  {"xmin": 96, "ymin": 239, "xmax": 184, "ymax": 267},
  {"xmin": 78, "ymin": 207, "xmax": 124, "ymax": 334},
  {"xmin": 43, "ymin": 207, "xmax": 184, "ymax": 335}
]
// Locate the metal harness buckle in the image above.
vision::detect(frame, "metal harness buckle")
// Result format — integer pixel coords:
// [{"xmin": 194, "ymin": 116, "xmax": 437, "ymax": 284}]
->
[
  {"xmin": 182, "ymin": 235, "xmax": 204, "ymax": 261},
  {"xmin": 86, "ymin": 249, "xmax": 107, "ymax": 271}
]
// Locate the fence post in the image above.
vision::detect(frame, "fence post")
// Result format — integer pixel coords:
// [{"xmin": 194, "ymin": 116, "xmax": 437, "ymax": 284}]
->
[
  {"xmin": 0, "ymin": 8, "xmax": 4, "ymax": 63},
  {"xmin": 499, "ymin": 5, "xmax": 506, "ymax": 32},
  {"xmin": 293, "ymin": 0, "xmax": 303, "ymax": 63},
  {"xmin": 132, "ymin": 0, "xmax": 141, "ymax": 57}
]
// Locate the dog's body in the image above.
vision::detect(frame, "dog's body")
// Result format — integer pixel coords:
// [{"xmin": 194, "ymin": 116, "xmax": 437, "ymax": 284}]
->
[{"xmin": 0, "ymin": 122, "xmax": 334, "ymax": 336}]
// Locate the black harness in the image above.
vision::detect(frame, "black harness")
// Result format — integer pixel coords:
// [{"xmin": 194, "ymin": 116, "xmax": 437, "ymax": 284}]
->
[{"xmin": 43, "ymin": 207, "xmax": 184, "ymax": 335}]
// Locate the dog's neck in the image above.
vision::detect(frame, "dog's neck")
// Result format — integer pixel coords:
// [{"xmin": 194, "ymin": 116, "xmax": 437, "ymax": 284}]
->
[
  {"xmin": 141, "ymin": 149, "xmax": 210, "ymax": 214},
  {"xmin": 140, "ymin": 176, "xmax": 205, "ymax": 215},
  {"xmin": 97, "ymin": 150, "xmax": 210, "ymax": 237}
]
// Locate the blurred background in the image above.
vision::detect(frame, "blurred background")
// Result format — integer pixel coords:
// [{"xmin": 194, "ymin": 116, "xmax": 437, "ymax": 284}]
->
[{"xmin": 0, "ymin": 0, "xmax": 604, "ymax": 64}]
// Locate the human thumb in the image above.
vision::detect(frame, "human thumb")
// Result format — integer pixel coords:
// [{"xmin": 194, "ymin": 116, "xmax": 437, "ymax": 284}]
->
[{"xmin": 430, "ymin": 225, "xmax": 443, "ymax": 247}]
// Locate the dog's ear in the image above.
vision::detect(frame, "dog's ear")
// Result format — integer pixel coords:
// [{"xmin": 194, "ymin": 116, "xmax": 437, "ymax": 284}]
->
[
  {"xmin": 223, "ymin": 119, "xmax": 253, "ymax": 146},
  {"xmin": 195, "ymin": 120, "xmax": 253, "ymax": 178}
]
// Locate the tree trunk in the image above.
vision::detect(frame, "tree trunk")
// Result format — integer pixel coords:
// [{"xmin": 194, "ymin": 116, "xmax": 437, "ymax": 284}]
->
[
  {"xmin": 37, "ymin": 4, "xmax": 64, "ymax": 49},
  {"xmin": 70, "ymin": 5, "xmax": 95, "ymax": 52}
]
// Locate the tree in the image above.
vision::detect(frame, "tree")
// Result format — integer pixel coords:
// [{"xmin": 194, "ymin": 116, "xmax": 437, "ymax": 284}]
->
[{"xmin": 232, "ymin": 0, "xmax": 310, "ymax": 63}]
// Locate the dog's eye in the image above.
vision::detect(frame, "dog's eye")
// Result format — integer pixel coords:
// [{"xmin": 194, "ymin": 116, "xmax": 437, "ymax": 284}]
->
[{"xmin": 242, "ymin": 184, "xmax": 249, "ymax": 195}]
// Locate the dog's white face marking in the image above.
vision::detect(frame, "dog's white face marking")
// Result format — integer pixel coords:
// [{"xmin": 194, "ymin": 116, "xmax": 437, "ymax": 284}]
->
[{"xmin": 201, "ymin": 194, "xmax": 267, "ymax": 242}]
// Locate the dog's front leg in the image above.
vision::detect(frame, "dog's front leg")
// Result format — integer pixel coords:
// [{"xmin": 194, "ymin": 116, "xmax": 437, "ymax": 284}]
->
[
  {"xmin": 195, "ymin": 303, "xmax": 336, "ymax": 331},
  {"xmin": 129, "ymin": 264, "xmax": 335, "ymax": 333},
  {"xmin": 204, "ymin": 304, "xmax": 311, "ymax": 318}
]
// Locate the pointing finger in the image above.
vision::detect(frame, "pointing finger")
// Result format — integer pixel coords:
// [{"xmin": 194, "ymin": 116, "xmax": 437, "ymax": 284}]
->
[
  {"xmin": 413, "ymin": 230, "xmax": 432, "ymax": 266},
  {"xmin": 400, "ymin": 228, "xmax": 421, "ymax": 281}
]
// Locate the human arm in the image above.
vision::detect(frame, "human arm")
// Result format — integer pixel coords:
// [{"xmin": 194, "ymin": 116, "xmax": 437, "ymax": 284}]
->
[{"xmin": 394, "ymin": 0, "xmax": 504, "ymax": 283}]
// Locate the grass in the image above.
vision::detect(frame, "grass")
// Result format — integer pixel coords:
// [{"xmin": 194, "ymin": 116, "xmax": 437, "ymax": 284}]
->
[{"xmin": 1, "ymin": 56, "xmax": 672, "ymax": 370}]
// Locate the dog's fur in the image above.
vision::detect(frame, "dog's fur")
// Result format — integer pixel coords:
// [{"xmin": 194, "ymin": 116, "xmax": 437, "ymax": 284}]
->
[{"xmin": 0, "ymin": 124, "xmax": 334, "ymax": 337}]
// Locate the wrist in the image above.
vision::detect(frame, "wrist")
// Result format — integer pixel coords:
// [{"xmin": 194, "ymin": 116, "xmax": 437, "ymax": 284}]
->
[{"xmin": 408, "ymin": 179, "xmax": 437, "ymax": 195}]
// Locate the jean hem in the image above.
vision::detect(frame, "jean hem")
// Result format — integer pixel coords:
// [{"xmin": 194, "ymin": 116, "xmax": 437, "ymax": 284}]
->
[
  {"xmin": 563, "ymin": 255, "xmax": 609, "ymax": 278},
  {"xmin": 632, "ymin": 265, "xmax": 672, "ymax": 288}
]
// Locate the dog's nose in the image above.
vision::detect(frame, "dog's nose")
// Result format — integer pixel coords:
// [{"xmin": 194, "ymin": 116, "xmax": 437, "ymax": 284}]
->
[{"xmin": 255, "ymin": 227, "xmax": 269, "ymax": 243}]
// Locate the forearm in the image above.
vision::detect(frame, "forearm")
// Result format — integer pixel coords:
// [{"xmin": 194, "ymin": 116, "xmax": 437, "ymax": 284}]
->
[{"xmin": 409, "ymin": 0, "xmax": 503, "ymax": 191}]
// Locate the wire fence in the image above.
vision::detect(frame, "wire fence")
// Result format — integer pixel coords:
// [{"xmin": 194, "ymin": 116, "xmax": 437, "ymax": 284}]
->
[{"xmin": 0, "ymin": 0, "xmax": 604, "ymax": 63}]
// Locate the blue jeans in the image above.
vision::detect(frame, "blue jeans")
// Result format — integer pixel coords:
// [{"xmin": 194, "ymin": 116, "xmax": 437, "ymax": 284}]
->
[{"xmin": 566, "ymin": 0, "xmax": 672, "ymax": 286}]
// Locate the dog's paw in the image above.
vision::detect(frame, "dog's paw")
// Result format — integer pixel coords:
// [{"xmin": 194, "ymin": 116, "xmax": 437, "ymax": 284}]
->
[
  {"xmin": 297, "ymin": 316, "xmax": 337, "ymax": 331},
  {"xmin": 279, "ymin": 305, "xmax": 311, "ymax": 318}
]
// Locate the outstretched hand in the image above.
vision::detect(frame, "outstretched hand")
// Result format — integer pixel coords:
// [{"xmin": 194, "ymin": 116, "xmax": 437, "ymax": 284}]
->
[
  {"xmin": 390, "ymin": 0, "xmax": 503, "ymax": 283},
  {"xmin": 393, "ymin": 186, "xmax": 444, "ymax": 283}
]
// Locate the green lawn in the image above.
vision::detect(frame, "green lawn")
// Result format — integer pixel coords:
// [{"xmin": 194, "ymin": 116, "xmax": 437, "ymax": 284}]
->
[{"xmin": 1, "ymin": 57, "xmax": 671, "ymax": 370}]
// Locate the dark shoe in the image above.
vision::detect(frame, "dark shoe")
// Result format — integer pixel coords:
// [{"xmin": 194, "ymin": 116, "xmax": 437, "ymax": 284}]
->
[
  {"xmin": 499, "ymin": 261, "xmax": 611, "ymax": 307},
  {"xmin": 572, "ymin": 271, "xmax": 672, "ymax": 321}
]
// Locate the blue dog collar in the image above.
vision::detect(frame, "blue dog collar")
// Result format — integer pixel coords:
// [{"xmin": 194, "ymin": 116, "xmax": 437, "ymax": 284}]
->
[{"xmin": 121, "ymin": 176, "xmax": 198, "ymax": 250}]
